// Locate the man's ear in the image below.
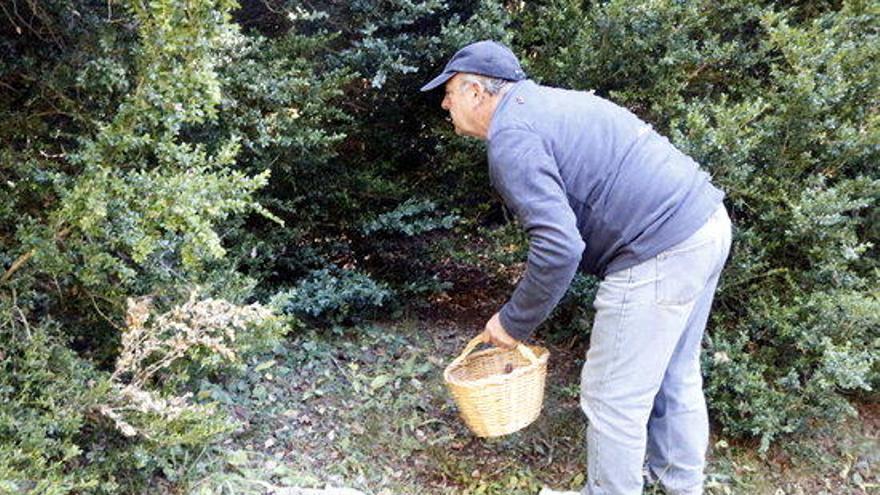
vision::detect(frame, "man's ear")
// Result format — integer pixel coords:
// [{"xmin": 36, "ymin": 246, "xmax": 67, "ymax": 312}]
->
[{"xmin": 468, "ymin": 81, "xmax": 484, "ymax": 101}]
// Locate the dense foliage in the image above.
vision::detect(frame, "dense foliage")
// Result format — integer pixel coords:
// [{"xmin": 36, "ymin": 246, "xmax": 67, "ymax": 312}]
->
[
  {"xmin": 0, "ymin": 0, "xmax": 876, "ymax": 491},
  {"xmin": 515, "ymin": 0, "xmax": 879, "ymax": 450}
]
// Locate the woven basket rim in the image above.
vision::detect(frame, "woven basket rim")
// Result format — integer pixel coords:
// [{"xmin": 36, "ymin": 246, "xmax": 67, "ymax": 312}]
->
[{"xmin": 443, "ymin": 344, "xmax": 549, "ymax": 389}]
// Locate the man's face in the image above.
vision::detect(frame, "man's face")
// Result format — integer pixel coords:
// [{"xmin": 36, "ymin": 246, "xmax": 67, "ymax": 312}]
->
[{"xmin": 441, "ymin": 73, "xmax": 482, "ymax": 138}]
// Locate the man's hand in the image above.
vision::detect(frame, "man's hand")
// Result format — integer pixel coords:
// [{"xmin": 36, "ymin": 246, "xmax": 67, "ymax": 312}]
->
[{"xmin": 481, "ymin": 312, "xmax": 519, "ymax": 349}]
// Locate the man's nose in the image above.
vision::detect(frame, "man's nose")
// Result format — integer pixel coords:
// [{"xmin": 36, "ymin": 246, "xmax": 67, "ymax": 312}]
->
[{"xmin": 441, "ymin": 97, "xmax": 449, "ymax": 110}]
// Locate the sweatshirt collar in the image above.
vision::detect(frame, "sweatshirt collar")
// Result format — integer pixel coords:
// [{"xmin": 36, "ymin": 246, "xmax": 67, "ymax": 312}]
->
[{"xmin": 487, "ymin": 79, "xmax": 530, "ymax": 142}]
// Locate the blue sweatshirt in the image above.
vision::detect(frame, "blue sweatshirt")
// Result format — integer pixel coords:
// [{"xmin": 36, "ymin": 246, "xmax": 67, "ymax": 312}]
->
[{"xmin": 487, "ymin": 80, "xmax": 724, "ymax": 341}]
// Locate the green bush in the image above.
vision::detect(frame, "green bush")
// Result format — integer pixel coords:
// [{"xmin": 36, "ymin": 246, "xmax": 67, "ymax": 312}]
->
[
  {"xmin": 0, "ymin": 0, "xmax": 293, "ymax": 491},
  {"xmin": 271, "ymin": 268, "xmax": 394, "ymax": 326},
  {"xmin": 0, "ymin": 311, "xmax": 235, "ymax": 494},
  {"xmin": 0, "ymin": 321, "xmax": 110, "ymax": 494},
  {"xmin": 362, "ymin": 199, "xmax": 459, "ymax": 237}
]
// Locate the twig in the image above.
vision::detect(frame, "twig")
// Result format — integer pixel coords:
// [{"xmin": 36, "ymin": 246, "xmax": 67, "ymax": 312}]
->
[
  {"xmin": 13, "ymin": 306, "xmax": 30, "ymax": 340},
  {"xmin": 87, "ymin": 289, "xmax": 124, "ymax": 331},
  {"xmin": 10, "ymin": 288, "xmax": 31, "ymax": 339},
  {"xmin": 0, "ymin": 226, "xmax": 71, "ymax": 284},
  {"xmin": 684, "ymin": 63, "xmax": 709, "ymax": 84},
  {"xmin": 0, "ymin": 250, "xmax": 34, "ymax": 285},
  {"xmin": 327, "ymin": 354, "xmax": 355, "ymax": 387}
]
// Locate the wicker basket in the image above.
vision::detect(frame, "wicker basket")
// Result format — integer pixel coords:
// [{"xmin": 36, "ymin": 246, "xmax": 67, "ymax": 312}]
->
[{"xmin": 444, "ymin": 336, "xmax": 549, "ymax": 437}]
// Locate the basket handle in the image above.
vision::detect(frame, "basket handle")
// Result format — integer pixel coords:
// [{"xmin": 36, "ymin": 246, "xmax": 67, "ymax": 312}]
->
[
  {"xmin": 450, "ymin": 336, "xmax": 486, "ymax": 368},
  {"xmin": 451, "ymin": 335, "xmax": 540, "ymax": 368},
  {"xmin": 515, "ymin": 343, "xmax": 540, "ymax": 364}
]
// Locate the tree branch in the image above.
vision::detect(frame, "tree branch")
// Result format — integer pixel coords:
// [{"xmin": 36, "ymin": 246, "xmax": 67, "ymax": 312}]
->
[{"xmin": 0, "ymin": 226, "xmax": 71, "ymax": 284}]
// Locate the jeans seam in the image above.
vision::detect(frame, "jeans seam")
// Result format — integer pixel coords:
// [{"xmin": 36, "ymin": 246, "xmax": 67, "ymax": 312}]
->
[{"xmin": 592, "ymin": 267, "xmax": 633, "ymax": 489}]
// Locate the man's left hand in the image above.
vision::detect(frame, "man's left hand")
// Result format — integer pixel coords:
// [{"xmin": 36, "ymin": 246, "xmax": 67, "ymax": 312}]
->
[{"xmin": 481, "ymin": 312, "xmax": 519, "ymax": 349}]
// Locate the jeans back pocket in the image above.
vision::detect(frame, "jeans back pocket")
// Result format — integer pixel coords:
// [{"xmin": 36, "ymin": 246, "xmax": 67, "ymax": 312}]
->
[{"xmin": 655, "ymin": 237, "xmax": 716, "ymax": 306}]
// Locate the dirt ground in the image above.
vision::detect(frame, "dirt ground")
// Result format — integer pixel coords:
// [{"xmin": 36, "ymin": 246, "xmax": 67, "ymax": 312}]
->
[
  {"xmin": 197, "ymin": 255, "xmax": 878, "ymax": 494},
  {"xmin": 206, "ymin": 307, "xmax": 878, "ymax": 495}
]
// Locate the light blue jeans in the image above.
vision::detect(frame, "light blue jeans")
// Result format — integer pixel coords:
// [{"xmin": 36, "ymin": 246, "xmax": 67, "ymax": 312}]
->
[{"xmin": 580, "ymin": 205, "xmax": 732, "ymax": 495}]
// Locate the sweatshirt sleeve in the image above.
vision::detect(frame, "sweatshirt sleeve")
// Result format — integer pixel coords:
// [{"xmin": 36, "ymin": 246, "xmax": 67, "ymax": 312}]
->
[{"xmin": 488, "ymin": 128, "xmax": 586, "ymax": 341}]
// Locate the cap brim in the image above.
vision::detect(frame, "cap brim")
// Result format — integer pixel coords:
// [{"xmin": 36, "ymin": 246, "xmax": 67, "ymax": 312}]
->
[{"xmin": 420, "ymin": 70, "xmax": 455, "ymax": 92}]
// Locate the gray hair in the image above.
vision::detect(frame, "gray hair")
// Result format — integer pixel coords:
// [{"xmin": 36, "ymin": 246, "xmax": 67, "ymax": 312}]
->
[{"xmin": 458, "ymin": 73, "xmax": 513, "ymax": 96}]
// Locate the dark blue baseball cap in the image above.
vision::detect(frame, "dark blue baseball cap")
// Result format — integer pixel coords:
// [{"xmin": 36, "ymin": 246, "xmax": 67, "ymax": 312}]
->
[{"xmin": 420, "ymin": 40, "xmax": 526, "ymax": 92}]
